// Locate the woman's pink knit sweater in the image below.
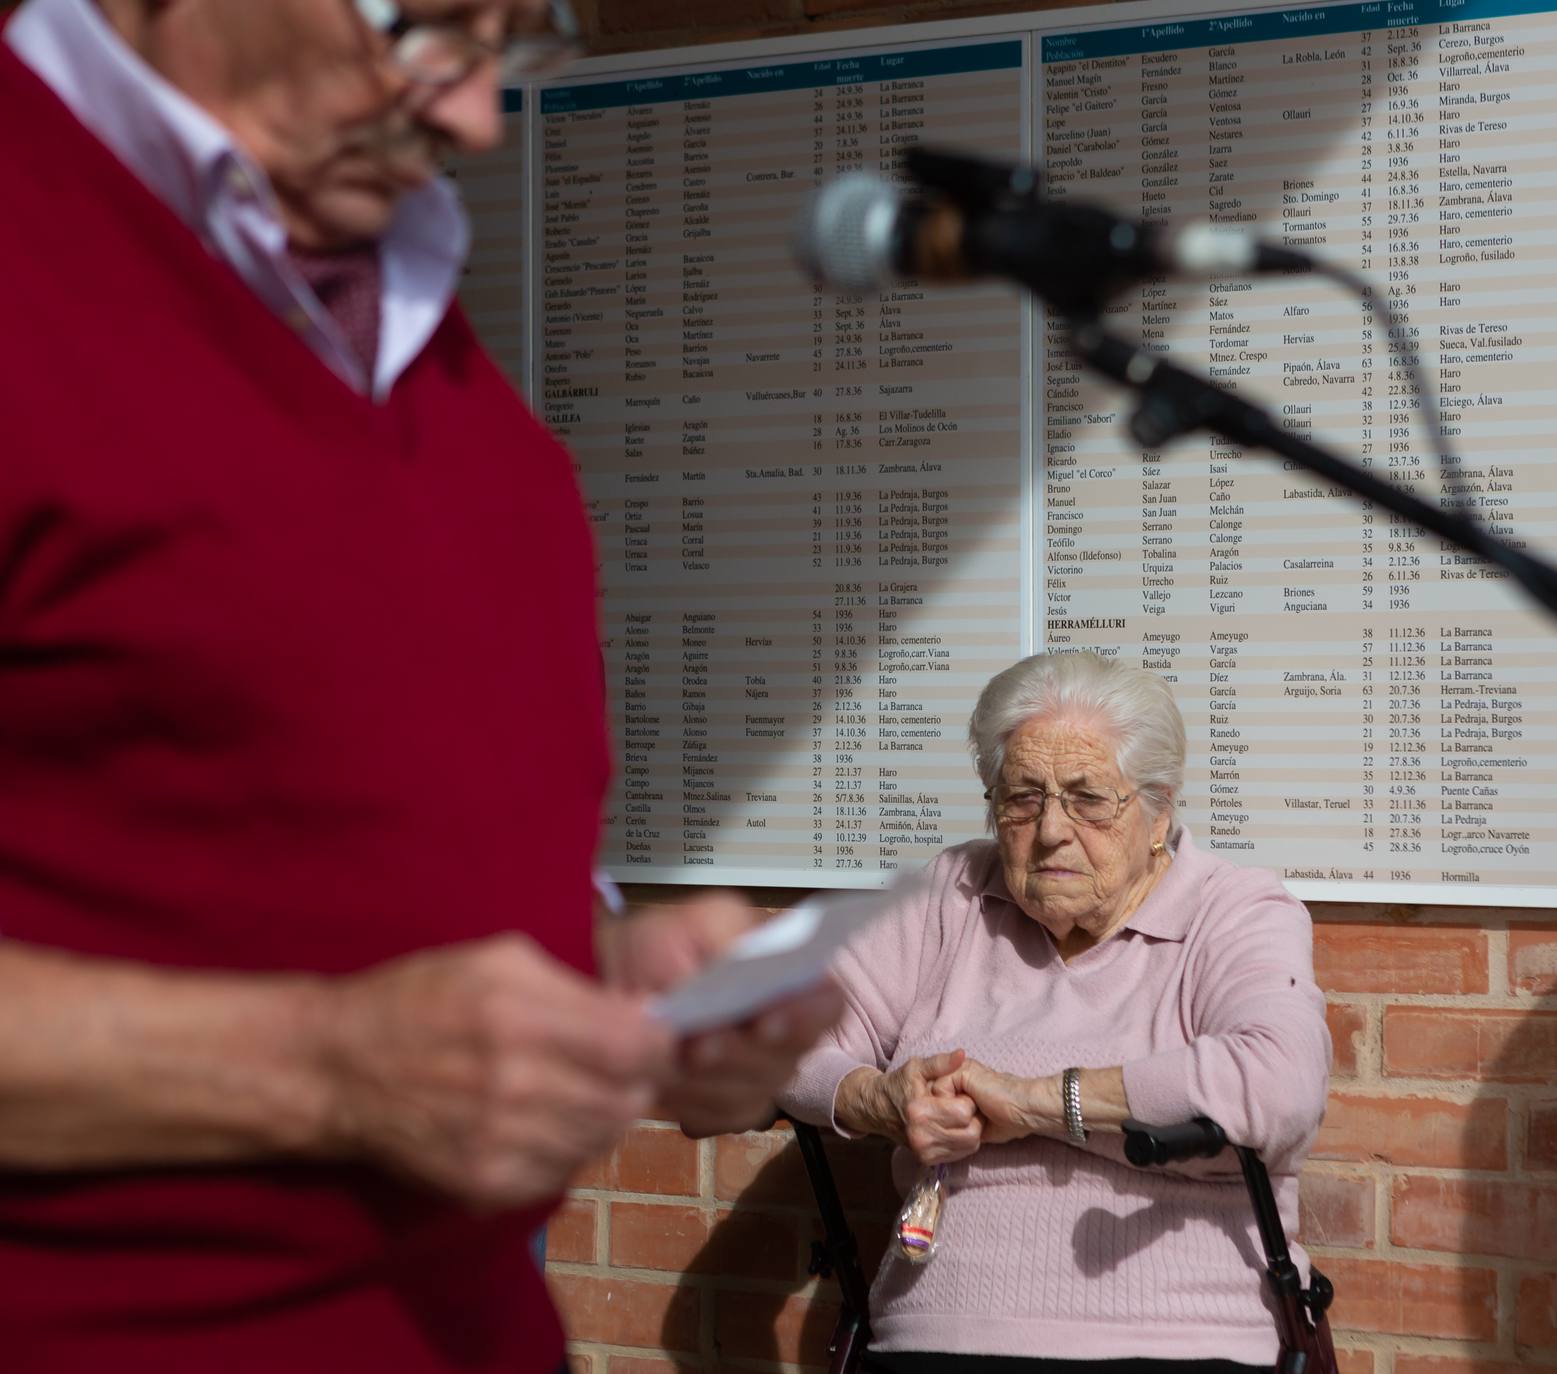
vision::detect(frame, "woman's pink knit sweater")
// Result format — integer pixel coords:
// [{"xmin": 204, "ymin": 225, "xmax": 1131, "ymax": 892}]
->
[{"xmin": 780, "ymin": 831, "xmax": 1330, "ymax": 1363}]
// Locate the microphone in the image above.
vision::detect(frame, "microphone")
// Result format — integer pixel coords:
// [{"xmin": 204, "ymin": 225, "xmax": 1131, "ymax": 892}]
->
[{"xmin": 794, "ymin": 159, "xmax": 1309, "ymax": 313}]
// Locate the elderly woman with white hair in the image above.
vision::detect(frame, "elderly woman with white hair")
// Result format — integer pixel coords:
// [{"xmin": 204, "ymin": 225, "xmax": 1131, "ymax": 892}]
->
[{"xmin": 779, "ymin": 651, "xmax": 1330, "ymax": 1374}]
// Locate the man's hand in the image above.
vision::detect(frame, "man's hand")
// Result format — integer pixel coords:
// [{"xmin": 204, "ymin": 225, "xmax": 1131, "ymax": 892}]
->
[
  {"xmin": 320, "ymin": 934, "xmax": 676, "ymax": 1208},
  {"xmin": 836, "ymin": 1050, "xmax": 983, "ymax": 1165},
  {"xmin": 597, "ymin": 892, "xmax": 844, "ymax": 1137},
  {"xmin": 661, "ymin": 980, "xmax": 844, "ymax": 1137},
  {"xmin": 595, "ymin": 890, "xmax": 754, "ymax": 993}
]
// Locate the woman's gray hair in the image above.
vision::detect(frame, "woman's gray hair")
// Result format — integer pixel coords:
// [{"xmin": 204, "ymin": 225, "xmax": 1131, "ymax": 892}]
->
[{"xmin": 968, "ymin": 651, "xmax": 1186, "ymax": 839}]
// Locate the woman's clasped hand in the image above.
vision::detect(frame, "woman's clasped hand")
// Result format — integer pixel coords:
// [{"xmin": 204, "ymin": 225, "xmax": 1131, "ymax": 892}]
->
[{"xmin": 839, "ymin": 1050, "xmax": 1074, "ymax": 1164}]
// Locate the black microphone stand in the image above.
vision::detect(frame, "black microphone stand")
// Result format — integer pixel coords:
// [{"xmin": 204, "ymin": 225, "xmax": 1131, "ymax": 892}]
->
[
  {"xmin": 897, "ymin": 146, "xmax": 1557, "ymax": 618},
  {"xmin": 1063, "ymin": 316, "xmax": 1557, "ymax": 620}
]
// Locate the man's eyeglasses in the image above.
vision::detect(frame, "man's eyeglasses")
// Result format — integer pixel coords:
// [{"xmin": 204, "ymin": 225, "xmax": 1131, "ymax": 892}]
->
[
  {"xmin": 983, "ymin": 785, "xmax": 1135, "ymax": 827},
  {"xmin": 354, "ymin": 0, "xmax": 583, "ymax": 88}
]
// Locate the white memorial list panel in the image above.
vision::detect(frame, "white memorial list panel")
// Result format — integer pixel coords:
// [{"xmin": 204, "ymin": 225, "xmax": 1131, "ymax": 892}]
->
[
  {"xmin": 538, "ymin": 40, "xmax": 1030, "ymax": 882},
  {"xmin": 1039, "ymin": 0, "xmax": 1557, "ymax": 901}
]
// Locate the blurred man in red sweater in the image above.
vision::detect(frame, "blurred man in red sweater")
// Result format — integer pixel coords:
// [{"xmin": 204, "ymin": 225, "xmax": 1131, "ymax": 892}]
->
[{"xmin": 0, "ymin": 1, "xmax": 835, "ymax": 1369}]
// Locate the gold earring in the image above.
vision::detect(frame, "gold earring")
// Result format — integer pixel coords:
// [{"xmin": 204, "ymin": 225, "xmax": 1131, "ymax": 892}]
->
[{"xmin": 1150, "ymin": 840, "xmax": 1166, "ymax": 856}]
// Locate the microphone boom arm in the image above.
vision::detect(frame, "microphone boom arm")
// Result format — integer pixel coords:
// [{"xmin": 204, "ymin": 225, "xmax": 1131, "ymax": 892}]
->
[{"xmin": 1062, "ymin": 317, "xmax": 1557, "ymax": 620}]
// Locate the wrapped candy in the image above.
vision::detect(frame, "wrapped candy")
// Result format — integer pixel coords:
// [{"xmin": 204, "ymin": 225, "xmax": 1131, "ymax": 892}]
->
[{"xmin": 895, "ymin": 1164, "xmax": 946, "ymax": 1264}]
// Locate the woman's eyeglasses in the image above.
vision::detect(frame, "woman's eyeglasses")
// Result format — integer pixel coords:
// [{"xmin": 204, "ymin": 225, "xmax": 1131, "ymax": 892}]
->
[{"xmin": 983, "ymin": 786, "xmax": 1134, "ymax": 826}]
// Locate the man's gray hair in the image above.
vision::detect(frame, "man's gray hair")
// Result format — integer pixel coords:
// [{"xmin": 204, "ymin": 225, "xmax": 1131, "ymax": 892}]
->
[{"xmin": 968, "ymin": 651, "xmax": 1185, "ymax": 838}]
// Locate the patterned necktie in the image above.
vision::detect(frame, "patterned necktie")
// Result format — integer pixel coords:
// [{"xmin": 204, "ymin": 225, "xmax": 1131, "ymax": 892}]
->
[{"xmin": 289, "ymin": 241, "xmax": 383, "ymax": 384}]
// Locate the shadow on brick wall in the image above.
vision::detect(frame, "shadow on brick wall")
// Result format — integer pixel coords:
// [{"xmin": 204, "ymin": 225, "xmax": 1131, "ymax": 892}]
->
[
  {"xmin": 672, "ymin": 1122, "xmax": 899, "ymax": 1369},
  {"xmin": 1302, "ymin": 905, "xmax": 1557, "ymax": 1363}
]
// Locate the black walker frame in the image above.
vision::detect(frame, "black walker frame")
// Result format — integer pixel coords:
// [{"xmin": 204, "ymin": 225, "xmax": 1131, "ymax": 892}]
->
[{"xmin": 791, "ymin": 1116, "xmax": 1337, "ymax": 1374}]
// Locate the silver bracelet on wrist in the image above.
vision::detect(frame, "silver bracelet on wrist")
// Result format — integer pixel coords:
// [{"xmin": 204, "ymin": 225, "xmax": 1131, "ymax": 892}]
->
[{"xmin": 1061, "ymin": 1066, "xmax": 1088, "ymax": 1144}]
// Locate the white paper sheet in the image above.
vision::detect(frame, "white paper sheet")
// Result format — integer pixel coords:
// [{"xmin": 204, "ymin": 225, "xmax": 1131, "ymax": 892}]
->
[{"xmin": 648, "ymin": 877, "xmax": 922, "ymax": 1036}]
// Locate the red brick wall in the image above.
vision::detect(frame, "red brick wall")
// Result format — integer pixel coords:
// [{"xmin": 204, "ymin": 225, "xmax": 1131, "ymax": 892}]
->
[
  {"xmin": 550, "ymin": 7, "xmax": 1557, "ymax": 1372},
  {"xmin": 1300, "ymin": 907, "xmax": 1557, "ymax": 1368},
  {"xmin": 576, "ymin": 0, "xmax": 1097, "ymax": 53}
]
